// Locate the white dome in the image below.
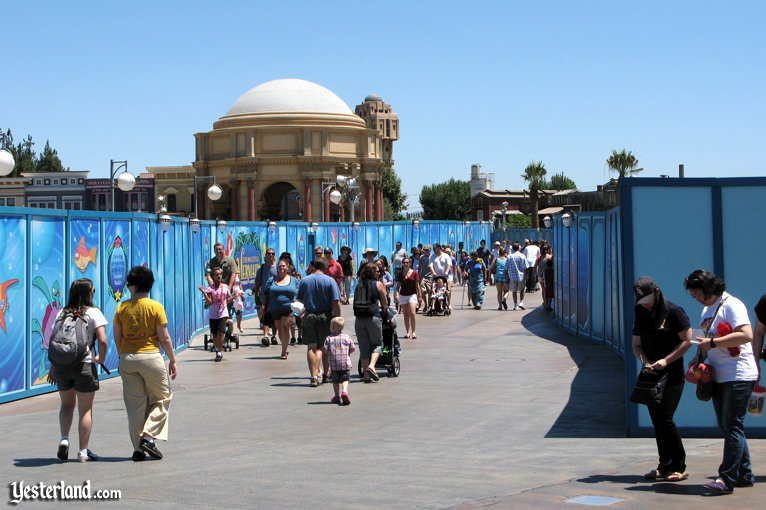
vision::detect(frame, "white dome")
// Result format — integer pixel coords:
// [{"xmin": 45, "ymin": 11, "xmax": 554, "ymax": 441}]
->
[{"xmin": 224, "ymin": 79, "xmax": 354, "ymax": 117}]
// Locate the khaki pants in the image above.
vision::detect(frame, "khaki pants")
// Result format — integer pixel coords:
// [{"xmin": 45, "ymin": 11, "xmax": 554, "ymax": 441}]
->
[{"xmin": 119, "ymin": 352, "xmax": 173, "ymax": 451}]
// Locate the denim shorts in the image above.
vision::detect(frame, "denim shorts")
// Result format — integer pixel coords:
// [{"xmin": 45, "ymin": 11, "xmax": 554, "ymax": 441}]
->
[{"xmin": 331, "ymin": 369, "xmax": 350, "ymax": 384}]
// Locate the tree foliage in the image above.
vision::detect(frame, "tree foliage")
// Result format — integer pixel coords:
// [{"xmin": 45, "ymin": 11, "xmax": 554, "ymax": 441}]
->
[
  {"xmin": 503, "ymin": 213, "xmax": 531, "ymax": 229},
  {"xmin": 546, "ymin": 172, "xmax": 576, "ymax": 190},
  {"xmin": 380, "ymin": 166, "xmax": 407, "ymax": 220},
  {"xmin": 607, "ymin": 149, "xmax": 641, "ymax": 178},
  {"xmin": 521, "ymin": 161, "xmax": 547, "ymax": 229},
  {"xmin": 1, "ymin": 128, "xmax": 69, "ymax": 176},
  {"xmin": 420, "ymin": 178, "xmax": 471, "ymax": 220}
]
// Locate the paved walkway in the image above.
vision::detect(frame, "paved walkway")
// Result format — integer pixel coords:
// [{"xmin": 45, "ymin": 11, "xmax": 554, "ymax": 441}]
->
[{"xmin": 1, "ymin": 290, "xmax": 763, "ymax": 509}]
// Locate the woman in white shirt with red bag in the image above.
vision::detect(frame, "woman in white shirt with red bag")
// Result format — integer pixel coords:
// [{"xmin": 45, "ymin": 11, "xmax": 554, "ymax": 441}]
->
[{"xmin": 685, "ymin": 269, "xmax": 757, "ymax": 494}]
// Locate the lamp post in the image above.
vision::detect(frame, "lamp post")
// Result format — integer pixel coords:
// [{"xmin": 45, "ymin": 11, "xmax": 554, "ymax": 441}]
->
[
  {"xmin": 0, "ymin": 134, "xmax": 14, "ymax": 177},
  {"xmin": 329, "ymin": 174, "xmax": 361, "ymax": 222},
  {"xmin": 110, "ymin": 160, "xmax": 136, "ymax": 211},
  {"xmin": 193, "ymin": 175, "xmax": 223, "ymax": 219}
]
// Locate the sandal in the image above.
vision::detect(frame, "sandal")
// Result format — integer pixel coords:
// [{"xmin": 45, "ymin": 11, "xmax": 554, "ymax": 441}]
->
[
  {"xmin": 665, "ymin": 471, "xmax": 689, "ymax": 482},
  {"xmin": 644, "ymin": 469, "xmax": 665, "ymax": 480},
  {"xmin": 280, "ymin": 352, "xmax": 288, "ymax": 359}
]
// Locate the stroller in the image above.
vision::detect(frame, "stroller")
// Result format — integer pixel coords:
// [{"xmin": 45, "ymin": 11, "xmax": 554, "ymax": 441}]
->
[
  {"xmin": 426, "ymin": 276, "xmax": 451, "ymax": 316},
  {"xmin": 204, "ymin": 318, "xmax": 240, "ymax": 352},
  {"xmin": 358, "ymin": 306, "xmax": 401, "ymax": 377}
]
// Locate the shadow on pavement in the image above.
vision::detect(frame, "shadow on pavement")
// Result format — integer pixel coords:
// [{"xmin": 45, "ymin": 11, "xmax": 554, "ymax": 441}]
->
[{"xmin": 521, "ymin": 307, "xmax": 627, "ymax": 438}]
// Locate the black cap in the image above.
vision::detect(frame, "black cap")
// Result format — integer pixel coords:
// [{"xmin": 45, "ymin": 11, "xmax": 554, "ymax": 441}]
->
[{"xmin": 633, "ymin": 276, "xmax": 657, "ymax": 302}]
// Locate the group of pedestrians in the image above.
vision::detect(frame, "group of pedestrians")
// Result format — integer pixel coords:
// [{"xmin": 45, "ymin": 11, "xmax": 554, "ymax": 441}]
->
[
  {"xmin": 632, "ymin": 270, "xmax": 766, "ymax": 495},
  {"xmin": 50, "ymin": 266, "xmax": 175, "ymax": 463}
]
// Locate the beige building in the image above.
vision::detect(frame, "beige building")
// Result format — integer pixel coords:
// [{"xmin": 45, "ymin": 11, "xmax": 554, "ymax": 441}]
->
[{"xmin": 152, "ymin": 79, "xmax": 399, "ymax": 221}]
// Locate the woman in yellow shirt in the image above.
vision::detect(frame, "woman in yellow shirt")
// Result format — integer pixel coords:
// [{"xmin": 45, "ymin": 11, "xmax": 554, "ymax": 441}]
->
[{"xmin": 114, "ymin": 266, "xmax": 177, "ymax": 461}]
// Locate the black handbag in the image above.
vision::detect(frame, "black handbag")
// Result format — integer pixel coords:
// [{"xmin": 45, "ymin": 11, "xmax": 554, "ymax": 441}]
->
[{"xmin": 630, "ymin": 368, "xmax": 668, "ymax": 406}]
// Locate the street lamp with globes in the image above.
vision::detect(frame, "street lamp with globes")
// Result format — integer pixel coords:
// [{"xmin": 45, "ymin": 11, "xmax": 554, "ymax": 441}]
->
[
  {"xmin": 193, "ymin": 175, "xmax": 223, "ymax": 219},
  {"xmin": 110, "ymin": 160, "xmax": 136, "ymax": 211}
]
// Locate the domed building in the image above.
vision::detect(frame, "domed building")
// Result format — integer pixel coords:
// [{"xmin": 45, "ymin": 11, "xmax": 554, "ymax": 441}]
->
[{"xmin": 160, "ymin": 79, "xmax": 399, "ymax": 221}]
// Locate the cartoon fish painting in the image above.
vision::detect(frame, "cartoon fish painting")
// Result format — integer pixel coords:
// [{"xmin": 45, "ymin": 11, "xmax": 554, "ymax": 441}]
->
[
  {"xmin": 74, "ymin": 236, "xmax": 97, "ymax": 273},
  {"xmin": 225, "ymin": 232, "xmax": 234, "ymax": 256},
  {"xmin": 0, "ymin": 278, "xmax": 19, "ymax": 333},
  {"xmin": 332, "ymin": 227, "xmax": 338, "ymax": 245}
]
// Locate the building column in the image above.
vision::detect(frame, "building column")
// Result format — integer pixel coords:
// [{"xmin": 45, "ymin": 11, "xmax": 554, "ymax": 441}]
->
[
  {"xmin": 365, "ymin": 183, "xmax": 373, "ymax": 222},
  {"xmin": 304, "ymin": 180, "xmax": 312, "ymax": 222},
  {"xmin": 376, "ymin": 185, "xmax": 384, "ymax": 221},
  {"xmin": 229, "ymin": 180, "xmax": 238, "ymax": 221},
  {"xmin": 248, "ymin": 181, "xmax": 256, "ymax": 221}
]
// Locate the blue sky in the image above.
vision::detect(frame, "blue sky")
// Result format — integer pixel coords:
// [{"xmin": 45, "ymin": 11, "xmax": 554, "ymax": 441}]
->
[{"xmin": 3, "ymin": 1, "xmax": 764, "ymax": 211}]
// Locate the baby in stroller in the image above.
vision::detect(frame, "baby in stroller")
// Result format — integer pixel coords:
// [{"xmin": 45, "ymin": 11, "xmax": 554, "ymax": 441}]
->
[{"xmin": 427, "ymin": 276, "xmax": 451, "ymax": 316}]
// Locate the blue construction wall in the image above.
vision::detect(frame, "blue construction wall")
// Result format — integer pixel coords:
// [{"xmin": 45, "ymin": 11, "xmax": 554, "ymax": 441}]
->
[
  {"xmin": 553, "ymin": 177, "xmax": 766, "ymax": 438},
  {"xmin": 0, "ymin": 209, "xmax": 486, "ymax": 404}
]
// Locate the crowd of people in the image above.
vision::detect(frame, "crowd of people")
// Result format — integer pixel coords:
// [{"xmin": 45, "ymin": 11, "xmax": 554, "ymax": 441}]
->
[
  {"xmin": 632, "ymin": 270, "xmax": 766, "ymax": 494},
  {"xmin": 43, "ymin": 234, "xmax": 766, "ymax": 494}
]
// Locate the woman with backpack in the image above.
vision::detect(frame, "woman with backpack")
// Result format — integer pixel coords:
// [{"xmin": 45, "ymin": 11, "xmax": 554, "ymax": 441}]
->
[
  {"xmin": 354, "ymin": 263, "xmax": 389, "ymax": 383},
  {"xmin": 48, "ymin": 278, "xmax": 108, "ymax": 462}
]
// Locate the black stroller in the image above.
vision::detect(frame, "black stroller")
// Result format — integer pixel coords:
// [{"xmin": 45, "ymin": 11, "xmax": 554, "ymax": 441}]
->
[
  {"xmin": 358, "ymin": 307, "xmax": 400, "ymax": 377},
  {"xmin": 425, "ymin": 276, "xmax": 451, "ymax": 316},
  {"xmin": 204, "ymin": 319, "xmax": 240, "ymax": 352}
]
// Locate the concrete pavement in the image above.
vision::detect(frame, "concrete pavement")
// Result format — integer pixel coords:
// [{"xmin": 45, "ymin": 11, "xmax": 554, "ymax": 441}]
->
[{"xmin": 1, "ymin": 289, "xmax": 764, "ymax": 509}]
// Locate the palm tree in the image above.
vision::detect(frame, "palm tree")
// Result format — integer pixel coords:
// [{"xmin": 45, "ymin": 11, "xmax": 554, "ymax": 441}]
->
[
  {"xmin": 607, "ymin": 149, "xmax": 642, "ymax": 178},
  {"xmin": 521, "ymin": 161, "xmax": 547, "ymax": 229}
]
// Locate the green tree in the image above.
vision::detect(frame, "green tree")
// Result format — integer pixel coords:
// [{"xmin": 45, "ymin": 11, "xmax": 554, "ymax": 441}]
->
[
  {"xmin": 607, "ymin": 149, "xmax": 642, "ymax": 178},
  {"xmin": 546, "ymin": 172, "xmax": 576, "ymax": 190},
  {"xmin": 521, "ymin": 161, "xmax": 547, "ymax": 229},
  {"xmin": 419, "ymin": 178, "xmax": 471, "ymax": 220},
  {"xmin": 380, "ymin": 166, "xmax": 407, "ymax": 220},
  {"xmin": 36, "ymin": 140, "xmax": 67, "ymax": 172},
  {"xmin": 13, "ymin": 135, "xmax": 37, "ymax": 176},
  {"xmin": 503, "ymin": 214, "xmax": 531, "ymax": 229}
]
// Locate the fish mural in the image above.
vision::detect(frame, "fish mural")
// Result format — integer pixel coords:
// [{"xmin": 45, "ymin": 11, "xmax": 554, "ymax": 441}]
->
[
  {"xmin": 0, "ymin": 278, "xmax": 20, "ymax": 333},
  {"xmin": 74, "ymin": 236, "xmax": 97, "ymax": 272},
  {"xmin": 107, "ymin": 236, "xmax": 129, "ymax": 302},
  {"xmin": 31, "ymin": 276, "xmax": 61, "ymax": 384},
  {"xmin": 297, "ymin": 235, "xmax": 306, "ymax": 270},
  {"xmin": 225, "ymin": 232, "xmax": 234, "ymax": 257},
  {"xmin": 331, "ymin": 227, "xmax": 338, "ymax": 245}
]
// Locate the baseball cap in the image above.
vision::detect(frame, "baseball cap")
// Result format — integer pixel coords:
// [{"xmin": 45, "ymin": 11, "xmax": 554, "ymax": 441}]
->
[
  {"xmin": 634, "ymin": 276, "xmax": 657, "ymax": 305},
  {"xmin": 324, "ymin": 247, "xmax": 333, "ymax": 255}
]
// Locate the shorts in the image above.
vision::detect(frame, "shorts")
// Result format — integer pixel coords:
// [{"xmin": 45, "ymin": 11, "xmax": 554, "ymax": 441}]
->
[
  {"xmin": 355, "ymin": 316, "xmax": 383, "ymax": 359},
  {"xmin": 398, "ymin": 293, "xmax": 418, "ymax": 305},
  {"xmin": 270, "ymin": 309, "xmax": 292, "ymax": 322},
  {"xmin": 331, "ymin": 369, "xmax": 350, "ymax": 384},
  {"xmin": 303, "ymin": 312, "xmax": 332, "ymax": 347},
  {"xmin": 510, "ymin": 280, "xmax": 524, "ymax": 292},
  {"xmin": 52, "ymin": 362, "xmax": 99, "ymax": 392},
  {"xmin": 209, "ymin": 317, "xmax": 229, "ymax": 334},
  {"xmin": 494, "ymin": 276, "xmax": 508, "ymax": 284}
]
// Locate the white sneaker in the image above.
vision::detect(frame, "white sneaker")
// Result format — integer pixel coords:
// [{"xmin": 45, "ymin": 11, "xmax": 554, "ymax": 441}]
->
[
  {"xmin": 78, "ymin": 449, "xmax": 98, "ymax": 462},
  {"xmin": 518, "ymin": 303, "xmax": 526, "ymax": 310}
]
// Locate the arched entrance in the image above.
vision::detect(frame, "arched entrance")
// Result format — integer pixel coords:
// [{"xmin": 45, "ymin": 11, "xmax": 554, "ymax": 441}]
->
[{"xmin": 261, "ymin": 182, "xmax": 300, "ymax": 220}]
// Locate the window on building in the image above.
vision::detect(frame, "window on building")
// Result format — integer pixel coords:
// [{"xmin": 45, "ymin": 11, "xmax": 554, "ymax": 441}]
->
[
  {"xmin": 36, "ymin": 179, "xmax": 42, "ymax": 185},
  {"xmin": 167, "ymin": 194, "xmax": 177, "ymax": 212},
  {"xmin": 477, "ymin": 210, "xmax": 484, "ymax": 221},
  {"xmin": 6, "ymin": 198, "xmax": 14, "ymax": 207},
  {"xmin": 0, "ymin": 198, "xmax": 5, "ymax": 206},
  {"xmin": 31, "ymin": 203, "xmax": 37, "ymax": 208},
  {"xmin": 97, "ymin": 194, "xmax": 107, "ymax": 211},
  {"xmin": 53, "ymin": 179, "xmax": 59, "ymax": 184},
  {"xmin": 74, "ymin": 203, "xmax": 80, "ymax": 210},
  {"xmin": 64, "ymin": 203, "xmax": 71, "ymax": 210},
  {"xmin": 130, "ymin": 194, "xmax": 138, "ymax": 211},
  {"xmin": 140, "ymin": 193, "xmax": 147, "ymax": 211},
  {"xmin": 70, "ymin": 179, "xmax": 76, "ymax": 184}
]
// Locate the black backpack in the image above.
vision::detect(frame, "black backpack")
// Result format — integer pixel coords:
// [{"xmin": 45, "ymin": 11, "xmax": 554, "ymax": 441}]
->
[
  {"xmin": 353, "ymin": 279, "xmax": 379, "ymax": 318},
  {"xmin": 48, "ymin": 312, "xmax": 91, "ymax": 368}
]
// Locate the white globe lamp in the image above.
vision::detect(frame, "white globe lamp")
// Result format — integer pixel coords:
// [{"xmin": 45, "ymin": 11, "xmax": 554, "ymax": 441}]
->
[
  {"xmin": 116, "ymin": 171, "xmax": 136, "ymax": 192},
  {"xmin": 329, "ymin": 189, "xmax": 342, "ymax": 205},
  {"xmin": 0, "ymin": 149, "xmax": 15, "ymax": 177},
  {"xmin": 207, "ymin": 184, "xmax": 223, "ymax": 201}
]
